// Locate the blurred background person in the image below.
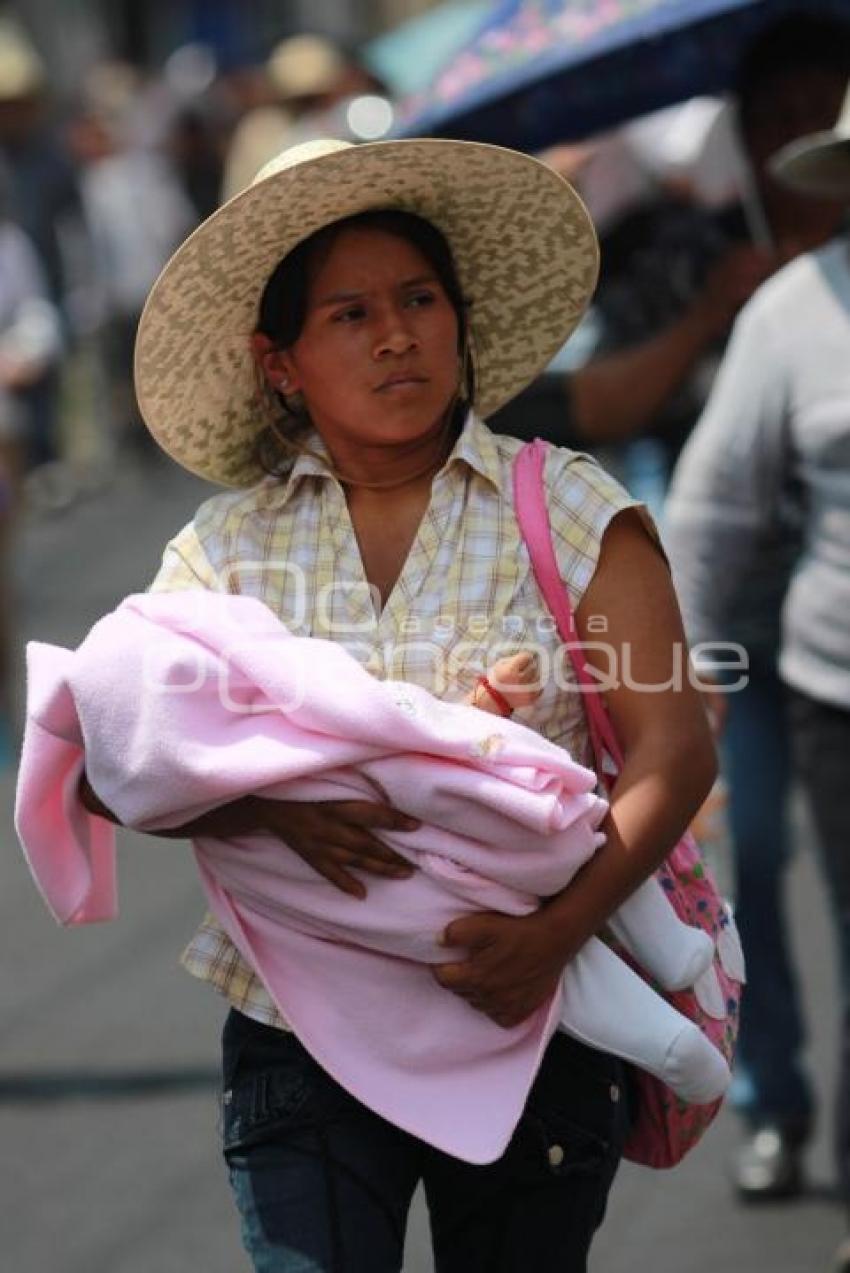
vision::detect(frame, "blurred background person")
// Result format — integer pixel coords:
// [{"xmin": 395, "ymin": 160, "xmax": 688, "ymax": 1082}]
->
[
  {"xmin": 67, "ymin": 61, "xmax": 195, "ymax": 465},
  {"xmin": 167, "ymin": 93, "xmax": 228, "ymax": 223},
  {"xmin": 492, "ymin": 13, "xmax": 850, "ymax": 1210},
  {"xmin": 221, "ymin": 33, "xmax": 382, "ymax": 200},
  {"xmin": 0, "ymin": 153, "xmax": 62, "ymax": 762},
  {"xmin": 159, "ymin": 42, "xmax": 229, "ymax": 223},
  {"xmin": 666, "ymin": 85, "xmax": 850, "ymax": 1234},
  {"xmin": 0, "ymin": 15, "xmax": 84, "ymax": 479},
  {"xmin": 491, "ymin": 11, "xmax": 850, "ymax": 510}
]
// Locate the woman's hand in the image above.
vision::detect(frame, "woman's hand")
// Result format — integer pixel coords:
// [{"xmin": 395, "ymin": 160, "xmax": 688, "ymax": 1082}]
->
[
  {"xmin": 432, "ymin": 908, "xmax": 574, "ymax": 1029},
  {"xmin": 254, "ymin": 798, "xmax": 420, "ymax": 899},
  {"xmin": 78, "ymin": 772, "xmax": 419, "ymax": 900}
]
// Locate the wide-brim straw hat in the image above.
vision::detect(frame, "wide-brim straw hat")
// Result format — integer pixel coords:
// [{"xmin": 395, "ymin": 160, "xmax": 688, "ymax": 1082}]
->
[
  {"xmin": 770, "ymin": 83, "xmax": 850, "ymax": 199},
  {"xmin": 135, "ymin": 137, "xmax": 599, "ymax": 487}
]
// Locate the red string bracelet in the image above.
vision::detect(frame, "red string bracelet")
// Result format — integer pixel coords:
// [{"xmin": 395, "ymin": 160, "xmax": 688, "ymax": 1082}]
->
[{"xmin": 476, "ymin": 675, "xmax": 513, "ymax": 718}]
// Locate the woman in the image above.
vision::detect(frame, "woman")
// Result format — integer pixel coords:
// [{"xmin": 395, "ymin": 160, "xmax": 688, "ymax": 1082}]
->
[{"xmin": 81, "ymin": 138, "xmax": 716, "ymax": 1271}]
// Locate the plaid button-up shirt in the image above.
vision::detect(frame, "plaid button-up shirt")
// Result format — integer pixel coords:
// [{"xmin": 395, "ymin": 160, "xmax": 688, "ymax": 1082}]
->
[{"xmin": 148, "ymin": 412, "xmax": 643, "ymax": 1028}]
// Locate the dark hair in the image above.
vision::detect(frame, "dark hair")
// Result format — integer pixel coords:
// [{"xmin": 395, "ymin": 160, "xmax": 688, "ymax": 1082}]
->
[
  {"xmin": 736, "ymin": 12, "xmax": 850, "ymax": 127},
  {"xmin": 253, "ymin": 209, "xmax": 474, "ymax": 475}
]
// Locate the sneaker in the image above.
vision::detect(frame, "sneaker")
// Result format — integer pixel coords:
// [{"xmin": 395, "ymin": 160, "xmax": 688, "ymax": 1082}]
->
[{"xmin": 731, "ymin": 1125, "xmax": 805, "ymax": 1201}]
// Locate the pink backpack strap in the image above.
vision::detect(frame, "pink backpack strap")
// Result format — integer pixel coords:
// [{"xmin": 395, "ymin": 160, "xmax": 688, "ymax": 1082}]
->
[{"xmin": 512, "ymin": 439, "xmax": 625, "ymax": 775}]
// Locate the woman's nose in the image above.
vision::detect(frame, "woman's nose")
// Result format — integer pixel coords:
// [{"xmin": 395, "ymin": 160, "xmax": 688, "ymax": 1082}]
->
[{"xmin": 373, "ymin": 308, "xmax": 418, "ymax": 358}]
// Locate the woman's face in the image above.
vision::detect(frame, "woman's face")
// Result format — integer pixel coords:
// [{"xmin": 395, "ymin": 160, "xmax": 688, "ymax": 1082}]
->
[{"xmin": 268, "ymin": 225, "xmax": 461, "ymax": 458}]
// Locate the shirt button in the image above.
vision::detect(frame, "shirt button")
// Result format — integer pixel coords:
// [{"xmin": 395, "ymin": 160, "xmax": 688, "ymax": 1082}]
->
[
  {"xmin": 610, "ymin": 1084, "xmax": 621, "ymax": 1103},
  {"xmin": 547, "ymin": 1144, "xmax": 565, "ymax": 1168}
]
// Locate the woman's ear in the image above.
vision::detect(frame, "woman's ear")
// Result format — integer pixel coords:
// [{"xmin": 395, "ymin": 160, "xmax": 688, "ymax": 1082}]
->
[{"xmin": 250, "ymin": 333, "xmax": 300, "ymax": 395}]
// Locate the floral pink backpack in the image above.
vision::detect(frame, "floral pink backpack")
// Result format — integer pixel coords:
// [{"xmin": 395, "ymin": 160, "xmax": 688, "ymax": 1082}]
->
[{"xmin": 513, "ymin": 439, "xmax": 745, "ymax": 1168}]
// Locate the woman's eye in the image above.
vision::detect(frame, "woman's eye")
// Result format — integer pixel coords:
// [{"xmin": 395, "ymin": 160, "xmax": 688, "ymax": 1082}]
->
[
  {"xmin": 406, "ymin": 291, "xmax": 435, "ymax": 308},
  {"xmin": 334, "ymin": 306, "xmax": 365, "ymax": 323}
]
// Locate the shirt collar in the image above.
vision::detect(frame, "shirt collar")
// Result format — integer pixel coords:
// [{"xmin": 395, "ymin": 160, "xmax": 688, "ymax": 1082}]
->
[
  {"xmin": 441, "ymin": 411, "xmax": 504, "ymax": 493},
  {"xmin": 263, "ymin": 429, "xmax": 337, "ymax": 509},
  {"xmin": 264, "ymin": 410, "xmax": 503, "ymax": 508}
]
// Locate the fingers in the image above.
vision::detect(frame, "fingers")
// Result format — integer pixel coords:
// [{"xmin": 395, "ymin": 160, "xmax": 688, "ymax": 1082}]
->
[
  {"xmin": 442, "ymin": 913, "xmax": 495, "ymax": 950},
  {"xmin": 328, "ymin": 802, "xmax": 420, "ymax": 870},
  {"xmin": 330, "ymin": 844, "xmax": 414, "ymax": 879},
  {"xmin": 304, "ymin": 847, "xmax": 411, "ymax": 899},
  {"xmin": 336, "ymin": 801, "xmax": 421, "ymax": 832},
  {"xmin": 349, "ymin": 833, "xmax": 415, "ymax": 869},
  {"xmin": 433, "ymin": 964, "xmax": 484, "ymax": 1007},
  {"xmin": 432, "ymin": 964, "xmax": 526, "ymax": 1028},
  {"xmin": 325, "ymin": 825, "xmax": 413, "ymax": 875},
  {"xmin": 332, "ymin": 805, "xmax": 419, "ymax": 872},
  {"xmin": 315, "ymin": 860, "xmax": 367, "ymax": 900},
  {"xmin": 489, "ymin": 650, "xmax": 538, "ymax": 687},
  {"xmin": 432, "ymin": 959, "xmax": 475, "ymax": 989},
  {"xmin": 261, "ymin": 799, "xmax": 421, "ymax": 891},
  {"xmin": 272, "ymin": 799, "xmax": 419, "ymax": 872}
]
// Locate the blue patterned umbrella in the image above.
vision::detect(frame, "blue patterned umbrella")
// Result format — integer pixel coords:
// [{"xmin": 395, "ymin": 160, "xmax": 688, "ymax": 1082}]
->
[
  {"xmin": 397, "ymin": 0, "xmax": 850, "ymax": 149},
  {"xmin": 364, "ymin": 1, "xmax": 493, "ymax": 96}
]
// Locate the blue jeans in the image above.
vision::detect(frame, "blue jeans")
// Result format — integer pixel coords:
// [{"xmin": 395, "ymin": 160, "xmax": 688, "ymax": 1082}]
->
[
  {"xmin": 221, "ymin": 1010, "xmax": 633, "ymax": 1272},
  {"xmin": 787, "ymin": 690, "xmax": 850, "ymax": 1201},
  {"xmin": 723, "ymin": 662, "xmax": 813, "ymax": 1137}
]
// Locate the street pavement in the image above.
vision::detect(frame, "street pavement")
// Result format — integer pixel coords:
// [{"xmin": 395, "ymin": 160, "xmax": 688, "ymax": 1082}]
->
[{"xmin": 1, "ymin": 456, "xmax": 843, "ymax": 1272}]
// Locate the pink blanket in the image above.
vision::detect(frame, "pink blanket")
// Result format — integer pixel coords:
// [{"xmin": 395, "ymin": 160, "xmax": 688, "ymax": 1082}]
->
[{"xmin": 16, "ymin": 591, "xmax": 607, "ymax": 1162}]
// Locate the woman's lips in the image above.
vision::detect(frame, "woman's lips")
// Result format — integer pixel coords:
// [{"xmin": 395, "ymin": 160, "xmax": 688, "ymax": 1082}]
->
[{"xmin": 375, "ymin": 375, "xmax": 428, "ymax": 392}]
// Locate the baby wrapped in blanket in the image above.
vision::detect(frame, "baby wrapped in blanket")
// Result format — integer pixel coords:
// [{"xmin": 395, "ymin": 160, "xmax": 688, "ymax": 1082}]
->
[
  {"xmin": 16, "ymin": 590, "xmax": 740, "ymax": 1164},
  {"xmin": 463, "ymin": 650, "xmax": 731, "ymax": 1104}
]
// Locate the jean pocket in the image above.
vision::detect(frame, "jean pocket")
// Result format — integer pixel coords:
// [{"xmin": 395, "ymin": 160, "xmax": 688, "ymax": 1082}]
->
[
  {"xmin": 222, "ymin": 1063, "xmax": 313, "ymax": 1152},
  {"xmin": 517, "ymin": 1039, "xmax": 630, "ymax": 1181},
  {"xmin": 517, "ymin": 1105, "xmax": 617, "ymax": 1183},
  {"xmin": 221, "ymin": 1020, "xmax": 359, "ymax": 1158}
]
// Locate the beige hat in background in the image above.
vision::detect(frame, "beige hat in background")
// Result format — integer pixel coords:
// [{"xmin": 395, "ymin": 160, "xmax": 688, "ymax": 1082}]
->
[
  {"xmin": 267, "ymin": 34, "xmax": 347, "ymax": 101},
  {"xmin": 0, "ymin": 18, "xmax": 45, "ymax": 101},
  {"xmin": 770, "ymin": 81, "xmax": 850, "ymax": 199},
  {"xmin": 135, "ymin": 137, "xmax": 599, "ymax": 488}
]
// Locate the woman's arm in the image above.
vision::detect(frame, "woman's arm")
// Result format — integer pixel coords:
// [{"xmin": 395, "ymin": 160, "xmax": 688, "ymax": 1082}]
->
[
  {"xmin": 569, "ymin": 245, "xmax": 771, "ymax": 444},
  {"xmin": 541, "ymin": 510, "xmax": 716, "ymax": 928},
  {"xmin": 81, "ymin": 529, "xmax": 420, "ymax": 894},
  {"xmin": 77, "ymin": 771, "xmax": 265, "ymax": 839},
  {"xmin": 434, "ymin": 509, "xmax": 717, "ymax": 1027},
  {"xmin": 665, "ymin": 294, "xmax": 790, "ymax": 664},
  {"xmin": 77, "ymin": 772, "xmax": 419, "ymax": 896}
]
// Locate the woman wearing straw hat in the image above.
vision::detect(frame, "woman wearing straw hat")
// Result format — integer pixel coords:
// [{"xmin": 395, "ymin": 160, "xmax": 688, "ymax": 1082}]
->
[
  {"xmin": 667, "ymin": 94, "xmax": 850, "ymax": 1265},
  {"xmin": 82, "ymin": 136, "xmax": 717, "ymax": 1270}
]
